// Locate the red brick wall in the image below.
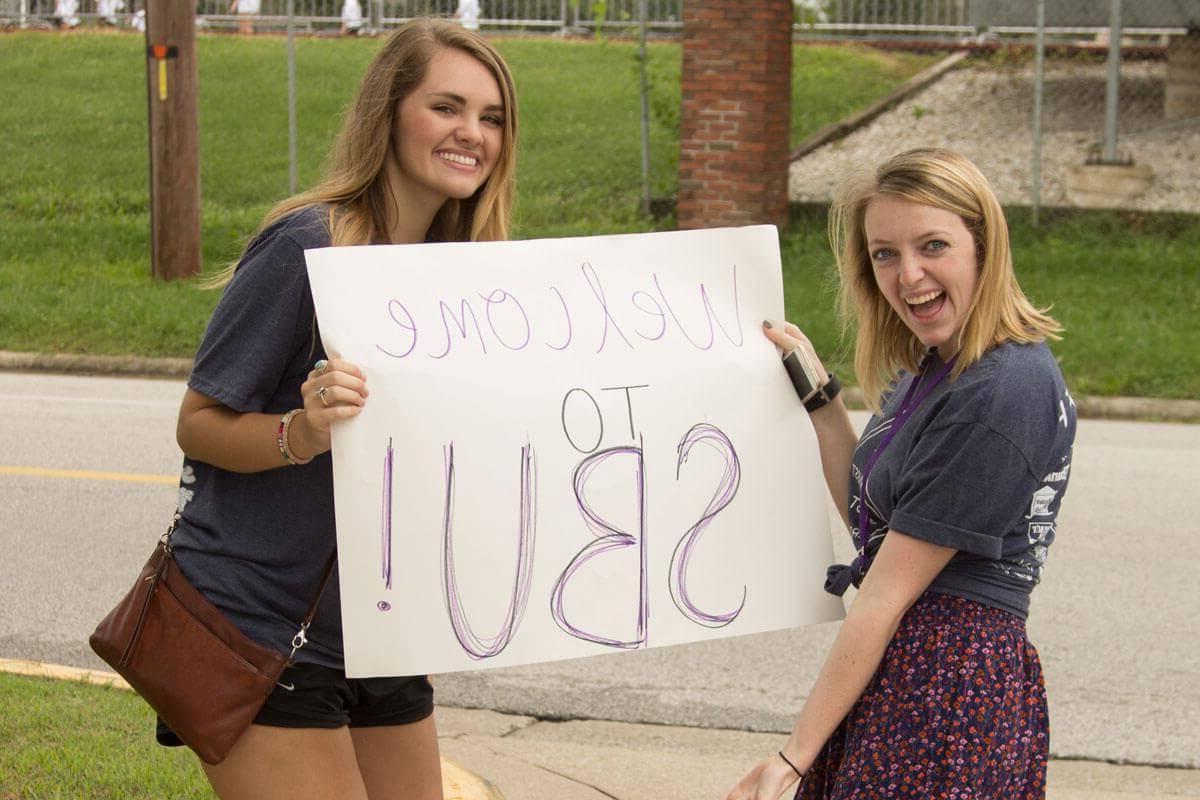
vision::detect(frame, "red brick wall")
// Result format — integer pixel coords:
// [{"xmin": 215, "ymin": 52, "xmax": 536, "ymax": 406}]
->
[{"xmin": 678, "ymin": 0, "xmax": 793, "ymax": 229}]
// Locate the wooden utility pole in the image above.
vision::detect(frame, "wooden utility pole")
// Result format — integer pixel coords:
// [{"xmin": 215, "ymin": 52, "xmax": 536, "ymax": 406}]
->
[{"xmin": 145, "ymin": 0, "xmax": 201, "ymax": 280}]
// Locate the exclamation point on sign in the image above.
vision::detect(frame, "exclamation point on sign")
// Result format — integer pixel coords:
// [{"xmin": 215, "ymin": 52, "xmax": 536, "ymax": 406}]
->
[{"xmin": 378, "ymin": 437, "xmax": 393, "ymax": 612}]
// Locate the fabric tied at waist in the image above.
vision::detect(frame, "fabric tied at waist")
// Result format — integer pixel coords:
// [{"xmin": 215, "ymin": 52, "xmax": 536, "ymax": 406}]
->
[{"xmin": 825, "ymin": 555, "xmax": 866, "ymax": 596}]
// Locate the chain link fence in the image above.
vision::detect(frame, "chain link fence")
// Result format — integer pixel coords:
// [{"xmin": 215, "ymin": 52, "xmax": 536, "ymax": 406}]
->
[
  {"xmin": 5, "ymin": 0, "xmax": 1197, "ymax": 215},
  {"xmin": 1, "ymin": 0, "xmax": 682, "ymax": 33}
]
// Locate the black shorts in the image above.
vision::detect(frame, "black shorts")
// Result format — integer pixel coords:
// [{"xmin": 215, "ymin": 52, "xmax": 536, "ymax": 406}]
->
[{"xmin": 155, "ymin": 662, "xmax": 434, "ymax": 747}]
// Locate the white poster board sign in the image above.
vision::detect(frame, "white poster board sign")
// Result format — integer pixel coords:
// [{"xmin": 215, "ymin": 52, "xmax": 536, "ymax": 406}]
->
[{"xmin": 306, "ymin": 226, "xmax": 844, "ymax": 678}]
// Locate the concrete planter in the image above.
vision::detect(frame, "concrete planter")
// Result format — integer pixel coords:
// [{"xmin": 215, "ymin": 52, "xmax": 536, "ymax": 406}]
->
[
  {"xmin": 1064, "ymin": 162, "xmax": 1155, "ymax": 209},
  {"xmin": 1166, "ymin": 29, "xmax": 1200, "ymax": 122}
]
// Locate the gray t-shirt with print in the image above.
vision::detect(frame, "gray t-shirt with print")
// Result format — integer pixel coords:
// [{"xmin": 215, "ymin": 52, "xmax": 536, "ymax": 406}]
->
[
  {"xmin": 847, "ymin": 341, "xmax": 1076, "ymax": 619},
  {"xmin": 170, "ymin": 206, "xmax": 345, "ymax": 667}
]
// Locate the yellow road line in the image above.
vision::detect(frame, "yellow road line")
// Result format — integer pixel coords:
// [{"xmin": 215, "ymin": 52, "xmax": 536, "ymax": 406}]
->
[{"xmin": 0, "ymin": 465, "xmax": 176, "ymax": 485}]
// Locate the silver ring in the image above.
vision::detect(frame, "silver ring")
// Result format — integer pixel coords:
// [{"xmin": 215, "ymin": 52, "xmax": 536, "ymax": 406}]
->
[
  {"xmin": 313, "ymin": 359, "xmax": 329, "ymax": 375},
  {"xmin": 317, "ymin": 386, "xmax": 330, "ymax": 407}
]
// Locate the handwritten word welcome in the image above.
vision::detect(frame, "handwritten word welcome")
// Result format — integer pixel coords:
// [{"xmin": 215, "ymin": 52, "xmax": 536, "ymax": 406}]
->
[{"xmin": 376, "ymin": 261, "xmax": 744, "ymax": 361}]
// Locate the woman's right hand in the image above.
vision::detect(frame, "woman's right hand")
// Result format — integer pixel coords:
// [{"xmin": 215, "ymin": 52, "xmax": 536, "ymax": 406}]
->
[
  {"xmin": 763, "ymin": 321, "xmax": 857, "ymax": 529},
  {"xmin": 763, "ymin": 319, "xmax": 829, "ymax": 376},
  {"xmin": 725, "ymin": 752, "xmax": 803, "ymax": 800},
  {"xmin": 292, "ymin": 358, "xmax": 369, "ymax": 458}
]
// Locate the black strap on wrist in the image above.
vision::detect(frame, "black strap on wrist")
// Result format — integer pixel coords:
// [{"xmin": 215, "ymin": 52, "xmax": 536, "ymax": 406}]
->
[
  {"xmin": 803, "ymin": 372, "xmax": 841, "ymax": 413},
  {"xmin": 778, "ymin": 749, "xmax": 804, "ymax": 779}
]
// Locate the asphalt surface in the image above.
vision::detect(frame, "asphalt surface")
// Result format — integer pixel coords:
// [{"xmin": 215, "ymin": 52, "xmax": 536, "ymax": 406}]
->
[{"xmin": 2, "ymin": 371, "xmax": 1198, "ymax": 779}]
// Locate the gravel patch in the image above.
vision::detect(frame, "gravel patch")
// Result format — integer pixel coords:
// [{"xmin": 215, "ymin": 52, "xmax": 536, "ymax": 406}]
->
[{"xmin": 790, "ymin": 60, "xmax": 1200, "ymax": 213}]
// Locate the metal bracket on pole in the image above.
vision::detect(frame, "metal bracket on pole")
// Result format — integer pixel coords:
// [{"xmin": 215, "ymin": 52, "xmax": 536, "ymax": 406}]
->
[{"xmin": 147, "ymin": 44, "xmax": 179, "ymax": 102}]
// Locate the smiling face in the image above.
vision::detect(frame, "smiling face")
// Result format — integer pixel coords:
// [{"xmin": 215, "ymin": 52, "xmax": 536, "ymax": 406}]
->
[
  {"xmin": 864, "ymin": 194, "xmax": 979, "ymax": 358},
  {"xmin": 391, "ymin": 46, "xmax": 505, "ymax": 212}
]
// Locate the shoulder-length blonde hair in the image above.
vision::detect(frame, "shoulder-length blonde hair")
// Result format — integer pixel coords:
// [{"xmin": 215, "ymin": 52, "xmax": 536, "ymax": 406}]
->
[
  {"xmin": 829, "ymin": 147, "xmax": 1061, "ymax": 411},
  {"xmin": 211, "ymin": 18, "xmax": 518, "ymax": 285}
]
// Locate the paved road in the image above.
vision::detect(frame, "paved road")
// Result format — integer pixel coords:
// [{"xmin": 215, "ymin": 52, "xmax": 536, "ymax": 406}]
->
[{"xmin": 2, "ymin": 371, "xmax": 1197, "ymax": 768}]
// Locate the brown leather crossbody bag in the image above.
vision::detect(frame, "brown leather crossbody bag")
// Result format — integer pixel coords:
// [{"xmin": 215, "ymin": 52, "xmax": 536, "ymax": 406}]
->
[{"xmin": 90, "ymin": 515, "xmax": 336, "ymax": 764}]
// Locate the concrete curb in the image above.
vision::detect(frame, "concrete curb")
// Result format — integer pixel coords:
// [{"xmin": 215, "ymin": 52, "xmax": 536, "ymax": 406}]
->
[
  {"xmin": 0, "ymin": 657, "xmax": 505, "ymax": 800},
  {"xmin": 789, "ymin": 50, "xmax": 971, "ymax": 162},
  {"xmin": 2, "ymin": 349, "xmax": 1197, "ymax": 423},
  {"xmin": 840, "ymin": 387, "xmax": 1200, "ymax": 424},
  {"xmin": 0, "ymin": 657, "xmax": 131, "ymax": 689},
  {"xmin": 0, "ymin": 350, "xmax": 192, "ymax": 379}
]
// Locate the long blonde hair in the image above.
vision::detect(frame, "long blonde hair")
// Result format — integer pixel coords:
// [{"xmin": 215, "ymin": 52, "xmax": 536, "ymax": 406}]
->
[
  {"xmin": 211, "ymin": 18, "xmax": 518, "ymax": 286},
  {"xmin": 829, "ymin": 147, "xmax": 1061, "ymax": 411}
]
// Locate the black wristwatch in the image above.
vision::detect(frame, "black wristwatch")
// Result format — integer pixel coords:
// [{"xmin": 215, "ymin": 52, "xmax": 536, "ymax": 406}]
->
[
  {"xmin": 803, "ymin": 372, "xmax": 841, "ymax": 413},
  {"xmin": 782, "ymin": 348, "xmax": 842, "ymax": 413}
]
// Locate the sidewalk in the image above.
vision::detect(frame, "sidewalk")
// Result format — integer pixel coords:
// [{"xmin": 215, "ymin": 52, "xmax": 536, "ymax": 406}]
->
[
  {"xmin": 436, "ymin": 706, "xmax": 1200, "ymax": 800},
  {"xmin": 4, "ymin": 658, "xmax": 1198, "ymax": 800}
]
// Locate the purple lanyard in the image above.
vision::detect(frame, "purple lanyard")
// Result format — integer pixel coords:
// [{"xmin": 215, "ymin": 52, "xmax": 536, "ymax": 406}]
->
[{"xmin": 854, "ymin": 355, "xmax": 957, "ymax": 562}]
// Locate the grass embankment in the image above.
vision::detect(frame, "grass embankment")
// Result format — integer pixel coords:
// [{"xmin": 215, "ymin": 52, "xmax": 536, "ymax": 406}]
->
[
  {"xmin": 0, "ymin": 672, "xmax": 209, "ymax": 798},
  {"xmin": 1, "ymin": 32, "xmax": 1196, "ymax": 399}
]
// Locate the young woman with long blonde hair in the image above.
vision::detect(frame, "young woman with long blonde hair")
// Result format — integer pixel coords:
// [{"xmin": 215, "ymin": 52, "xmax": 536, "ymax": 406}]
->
[
  {"xmin": 729, "ymin": 148, "xmax": 1074, "ymax": 800},
  {"xmin": 163, "ymin": 19, "xmax": 518, "ymax": 799}
]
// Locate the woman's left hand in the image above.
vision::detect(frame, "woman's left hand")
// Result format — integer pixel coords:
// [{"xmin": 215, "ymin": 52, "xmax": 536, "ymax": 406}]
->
[
  {"xmin": 301, "ymin": 357, "xmax": 369, "ymax": 434},
  {"xmin": 285, "ymin": 358, "xmax": 368, "ymax": 461},
  {"xmin": 725, "ymin": 753, "xmax": 801, "ymax": 800}
]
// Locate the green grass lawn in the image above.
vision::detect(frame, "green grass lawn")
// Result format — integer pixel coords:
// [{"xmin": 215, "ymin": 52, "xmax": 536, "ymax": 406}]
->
[
  {"xmin": 0, "ymin": 31, "xmax": 1197, "ymax": 399},
  {"xmin": 0, "ymin": 672, "xmax": 211, "ymax": 799},
  {"xmin": 0, "ymin": 31, "xmax": 935, "ymax": 358}
]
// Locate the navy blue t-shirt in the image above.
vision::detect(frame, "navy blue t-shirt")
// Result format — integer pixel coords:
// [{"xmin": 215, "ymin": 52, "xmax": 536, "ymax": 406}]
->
[
  {"xmin": 848, "ymin": 341, "xmax": 1076, "ymax": 619},
  {"xmin": 171, "ymin": 206, "xmax": 345, "ymax": 667}
]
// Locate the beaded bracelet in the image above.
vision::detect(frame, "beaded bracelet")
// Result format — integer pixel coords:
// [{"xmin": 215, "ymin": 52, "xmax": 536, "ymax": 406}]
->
[{"xmin": 277, "ymin": 408, "xmax": 314, "ymax": 466}]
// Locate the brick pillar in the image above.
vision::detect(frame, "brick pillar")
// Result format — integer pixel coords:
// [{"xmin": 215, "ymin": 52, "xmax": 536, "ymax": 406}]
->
[{"xmin": 678, "ymin": 0, "xmax": 792, "ymax": 230}]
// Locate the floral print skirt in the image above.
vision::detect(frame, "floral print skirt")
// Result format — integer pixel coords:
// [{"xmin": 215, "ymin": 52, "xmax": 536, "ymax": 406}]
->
[{"xmin": 797, "ymin": 592, "xmax": 1049, "ymax": 800}]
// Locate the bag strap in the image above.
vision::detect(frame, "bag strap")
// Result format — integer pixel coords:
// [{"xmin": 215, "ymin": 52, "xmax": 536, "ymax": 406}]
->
[
  {"xmin": 161, "ymin": 513, "xmax": 181, "ymax": 551},
  {"xmin": 162, "ymin": 512, "xmax": 337, "ymax": 662},
  {"xmin": 288, "ymin": 551, "xmax": 337, "ymax": 661}
]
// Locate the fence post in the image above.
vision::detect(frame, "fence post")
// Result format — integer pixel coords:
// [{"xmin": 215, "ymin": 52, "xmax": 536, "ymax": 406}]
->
[
  {"xmin": 638, "ymin": 0, "xmax": 651, "ymax": 216},
  {"xmin": 1102, "ymin": 0, "xmax": 1122, "ymax": 162},
  {"xmin": 1031, "ymin": 0, "xmax": 1045, "ymax": 226},
  {"xmin": 287, "ymin": 0, "xmax": 297, "ymax": 195}
]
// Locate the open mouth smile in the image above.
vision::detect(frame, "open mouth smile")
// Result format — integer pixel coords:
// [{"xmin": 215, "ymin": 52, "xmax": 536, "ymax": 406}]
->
[{"xmin": 905, "ymin": 289, "xmax": 945, "ymax": 319}]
